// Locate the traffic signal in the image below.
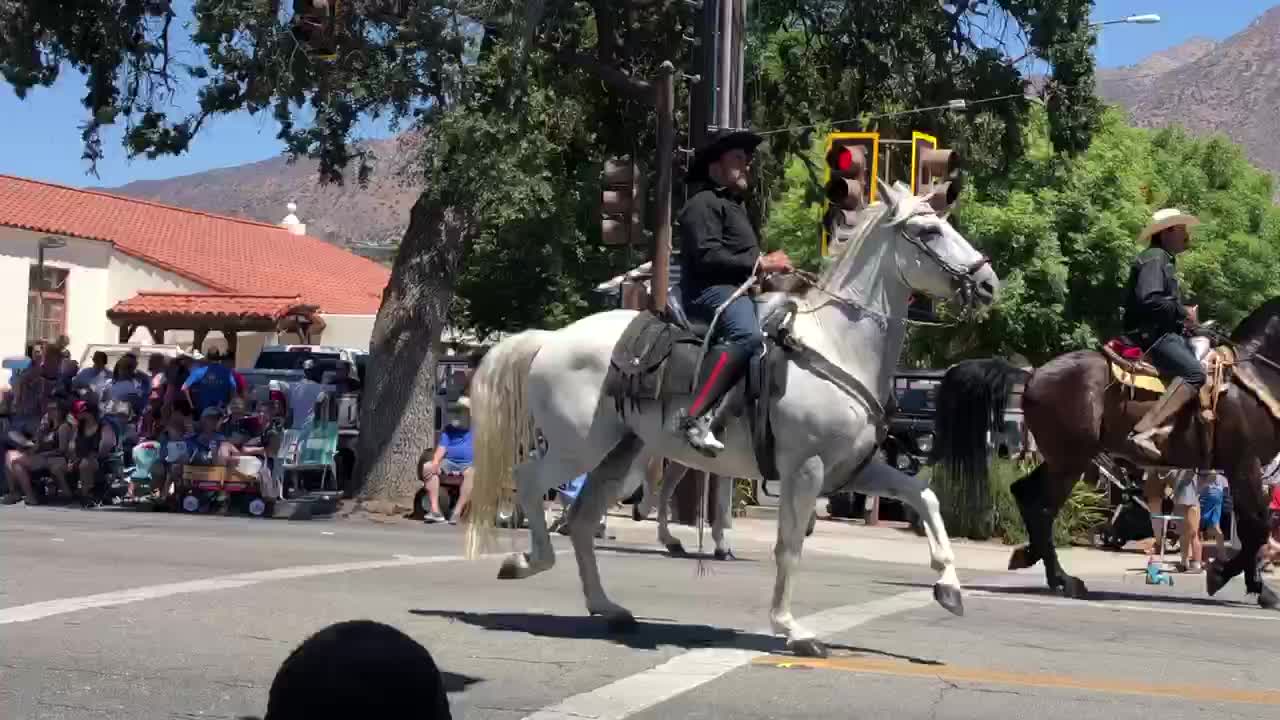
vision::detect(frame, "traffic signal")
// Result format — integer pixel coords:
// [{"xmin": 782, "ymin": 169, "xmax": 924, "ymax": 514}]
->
[
  {"xmin": 821, "ymin": 132, "xmax": 879, "ymax": 256},
  {"xmin": 911, "ymin": 131, "xmax": 963, "ymax": 211},
  {"xmin": 601, "ymin": 158, "xmax": 647, "ymax": 246},
  {"xmin": 293, "ymin": 0, "xmax": 338, "ymax": 59}
]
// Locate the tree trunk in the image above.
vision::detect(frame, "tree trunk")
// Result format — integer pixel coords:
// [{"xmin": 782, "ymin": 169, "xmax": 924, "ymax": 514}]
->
[{"xmin": 353, "ymin": 193, "xmax": 472, "ymax": 512}]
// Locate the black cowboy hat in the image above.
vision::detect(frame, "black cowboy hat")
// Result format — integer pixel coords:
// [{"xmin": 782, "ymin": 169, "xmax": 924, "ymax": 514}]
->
[{"xmin": 686, "ymin": 129, "xmax": 764, "ymax": 183}]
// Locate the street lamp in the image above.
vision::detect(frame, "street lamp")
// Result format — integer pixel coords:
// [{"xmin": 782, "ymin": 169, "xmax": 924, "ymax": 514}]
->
[
  {"xmin": 34, "ymin": 236, "xmax": 67, "ymax": 343},
  {"xmin": 1092, "ymin": 14, "xmax": 1161, "ymax": 27}
]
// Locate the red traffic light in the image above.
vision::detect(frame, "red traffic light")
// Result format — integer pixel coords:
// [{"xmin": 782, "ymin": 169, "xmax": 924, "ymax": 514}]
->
[
  {"xmin": 826, "ymin": 145, "xmax": 866, "ymax": 177},
  {"xmin": 834, "ymin": 147, "xmax": 853, "ymax": 172}
]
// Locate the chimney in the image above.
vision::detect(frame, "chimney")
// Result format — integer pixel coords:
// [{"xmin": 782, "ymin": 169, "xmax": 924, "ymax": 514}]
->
[{"xmin": 280, "ymin": 201, "xmax": 306, "ymax": 236}]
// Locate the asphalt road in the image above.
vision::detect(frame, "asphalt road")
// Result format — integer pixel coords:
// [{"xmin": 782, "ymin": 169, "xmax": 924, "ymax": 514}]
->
[{"xmin": 2, "ymin": 505, "xmax": 1277, "ymax": 720}]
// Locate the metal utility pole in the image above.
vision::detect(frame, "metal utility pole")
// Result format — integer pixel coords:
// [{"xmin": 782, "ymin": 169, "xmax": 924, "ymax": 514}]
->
[
  {"xmin": 716, "ymin": 0, "xmax": 734, "ymax": 131},
  {"xmin": 731, "ymin": 0, "xmax": 746, "ymax": 129},
  {"xmin": 652, "ymin": 62, "xmax": 676, "ymax": 315}
]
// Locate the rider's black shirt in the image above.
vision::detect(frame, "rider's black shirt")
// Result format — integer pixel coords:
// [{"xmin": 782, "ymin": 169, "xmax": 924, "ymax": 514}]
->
[
  {"xmin": 677, "ymin": 184, "xmax": 760, "ymax": 298},
  {"xmin": 1124, "ymin": 246, "xmax": 1188, "ymax": 345}
]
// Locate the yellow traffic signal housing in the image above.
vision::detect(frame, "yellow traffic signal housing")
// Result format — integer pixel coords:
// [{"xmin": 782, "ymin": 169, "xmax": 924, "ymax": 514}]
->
[
  {"xmin": 601, "ymin": 158, "xmax": 647, "ymax": 246},
  {"xmin": 821, "ymin": 132, "xmax": 879, "ymax": 257},
  {"xmin": 912, "ymin": 131, "xmax": 963, "ymax": 210}
]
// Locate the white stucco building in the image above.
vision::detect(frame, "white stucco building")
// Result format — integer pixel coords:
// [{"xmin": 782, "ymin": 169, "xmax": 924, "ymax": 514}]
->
[{"xmin": 1, "ymin": 174, "xmax": 390, "ymax": 366}]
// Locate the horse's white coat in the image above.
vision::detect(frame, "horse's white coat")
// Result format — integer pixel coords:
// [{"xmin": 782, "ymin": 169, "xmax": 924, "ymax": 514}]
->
[{"xmin": 467, "ymin": 181, "xmax": 998, "ymax": 651}]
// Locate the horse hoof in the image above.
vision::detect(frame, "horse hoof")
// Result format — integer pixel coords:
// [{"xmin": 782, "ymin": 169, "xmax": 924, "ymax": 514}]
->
[
  {"xmin": 497, "ymin": 553, "xmax": 533, "ymax": 580},
  {"xmin": 786, "ymin": 638, "xmax": 829, "ymax": 658},
  {"xmin": 713, "ymin": 549, "xmax": 737, "ymax": 561},
  {"xmin": 666, "ymin": 542, "xmax": 688, "ymax": 558},
  {"xmin": 1258, "ymin": 585, "xmax": 1279, "ymax": 610},
  {"xmin": 933, "ymin": 584, "xmax": 965, "ymax": 617},
  {"xmin": 1059, "ymin": 576, "xmax": 1089, "ymax": 600},
  {"xmin": 1206, "ymin": 563, "xmax": 1228, "ymax": 596},
  {"xmin": 1008, "ymin": 546, "xmax": 1037, "ymax": 570}
]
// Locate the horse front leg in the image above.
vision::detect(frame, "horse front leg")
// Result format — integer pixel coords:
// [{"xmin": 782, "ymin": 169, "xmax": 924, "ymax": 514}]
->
[
  {"xmin": 656, "ymin": 462, "xmax": 689, "ymax": 556},
  {"xmin": 498, "ymin": 456, "xmax": 566, "ymax": 579},
  {"xmin": 712, "ymin": 474, "xmax": 735, "ymax": 560},
  {"xmin": 850, "ymin": 461, "xmax": 963, "ymax": 615},
  {"xmin": 770, "ymin": 455, "xmax": 826, "ymax": 657}
]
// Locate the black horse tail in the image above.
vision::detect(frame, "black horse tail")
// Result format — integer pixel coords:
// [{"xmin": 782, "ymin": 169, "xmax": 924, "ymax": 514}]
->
[{"xmin": 934, "ymin": 358, "xmax": 1032, "ymax": 512}]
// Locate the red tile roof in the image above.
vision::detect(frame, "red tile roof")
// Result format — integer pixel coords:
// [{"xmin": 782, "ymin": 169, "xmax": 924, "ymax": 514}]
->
[
  {"xmin": 0, "ymin": 174, "xmax": 389, "ymax": 314},
  {"xmin": 108, "ymin": 292, "xmax": 317, "ymax": 323}
]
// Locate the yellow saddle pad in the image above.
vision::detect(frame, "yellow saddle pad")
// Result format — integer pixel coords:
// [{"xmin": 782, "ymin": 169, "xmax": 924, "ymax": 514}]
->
[{"xmin": 1110, "ymin": 363, "xmax": 1165, "ymax": 393}]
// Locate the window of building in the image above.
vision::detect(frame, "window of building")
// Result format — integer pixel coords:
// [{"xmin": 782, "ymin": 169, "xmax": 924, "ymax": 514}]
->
[{"xmin": 27, "ymin": 265, "xmax": 69, "ymax": 344}]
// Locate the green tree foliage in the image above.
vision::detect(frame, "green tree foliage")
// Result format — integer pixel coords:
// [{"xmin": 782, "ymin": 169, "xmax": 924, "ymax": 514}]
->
[{"xmin": 907, "ymin": 109, "xmax": 1279, "ymax": 366}]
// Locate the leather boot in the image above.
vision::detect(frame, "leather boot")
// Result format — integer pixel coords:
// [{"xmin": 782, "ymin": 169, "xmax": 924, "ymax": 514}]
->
[
  {"xmin": 1127, "ymin": 378, "xmax": 1198, "ymax": 461},
  {"xmin": 681, "ymin": 346, "xmax": 749, "ymax": 455}
]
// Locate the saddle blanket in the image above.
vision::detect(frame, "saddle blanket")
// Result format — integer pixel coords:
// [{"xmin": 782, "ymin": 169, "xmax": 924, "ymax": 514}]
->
[{"xmin": 1109, "ymin": 363, "xmax": 1166, "ymax": 393}]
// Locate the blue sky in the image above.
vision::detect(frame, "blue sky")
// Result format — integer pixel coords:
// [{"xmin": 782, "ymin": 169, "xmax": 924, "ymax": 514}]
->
[{"xmin": 1, "ymin": 1, "xmax": 1274, "ymax": 189}]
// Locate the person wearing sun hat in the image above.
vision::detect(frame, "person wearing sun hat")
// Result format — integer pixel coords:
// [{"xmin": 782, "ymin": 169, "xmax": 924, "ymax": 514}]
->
[
  {"xmin": 676, "ymin": 129, "xmax": 792, "ymax": 455},
  {"xmin": 1123, "ymin": 207, "xmax": 1205, "ymax": 460}
]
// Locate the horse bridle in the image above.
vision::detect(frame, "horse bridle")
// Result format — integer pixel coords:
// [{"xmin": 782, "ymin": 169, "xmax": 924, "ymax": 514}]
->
[{"xmin": 897, "ymin": 227, "xmax": 992, "ymax": 308}]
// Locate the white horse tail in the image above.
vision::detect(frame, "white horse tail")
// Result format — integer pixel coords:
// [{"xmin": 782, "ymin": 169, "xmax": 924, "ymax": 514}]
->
[{"xmin": 465, "ymin": 329, "xmax": 552, "ymax": 559}]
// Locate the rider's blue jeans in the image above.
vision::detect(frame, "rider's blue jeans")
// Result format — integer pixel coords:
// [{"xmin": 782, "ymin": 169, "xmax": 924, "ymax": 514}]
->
[
  {"xmin": 687, "ymin": 284, "xmax": 763, "ymax": 355},
  {"xmin": 1147, "ymin": 332, "xmax": 1206, "ymax": 387}
]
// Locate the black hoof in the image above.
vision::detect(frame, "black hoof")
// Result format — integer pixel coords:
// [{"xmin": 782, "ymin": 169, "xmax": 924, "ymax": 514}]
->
[
  {"xmin": 1258, "ymin": 585, "xmax": 1279, "ymax": 610},
  {"xmin": 786, "ymin": 638, "xmax": 829, "ymax": 658},
  {"xmin": 1059, "ymin": 576, "xmax": 1089, "ymax": 600},
  {"xmin": 666, "ymin": 542, "xmax": 689, "ymax": 558},
  {"xmin": 1206, "ymin": 563, "xmax": 1228, "ymax": 596},
  {"xmin": 933, "ymin": 584, "xmax": 965, "ymax": 617},
  {"xmin": 497, "ymin": 553, "xmax": 533, "ymax": 580},
  {"xmin": 1008, "ymin": 546, "xmax": 1038, "ymax": 570},
  {"xmin": 713, "ymin": 549, "xmax": 737, "ymax": 561}
]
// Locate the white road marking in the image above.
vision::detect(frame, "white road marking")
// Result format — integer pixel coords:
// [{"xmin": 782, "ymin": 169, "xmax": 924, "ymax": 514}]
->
[
  {"xmin": 0, "ymin": 554, "xmax": 470, "ymax": 626},
  {"xmin": 522, "ymin": 590, "xmax": 934, "ymax": 720},
  {"xmin": 968, "ymin": 590, "xmax": 1279, "ymax": 621}
]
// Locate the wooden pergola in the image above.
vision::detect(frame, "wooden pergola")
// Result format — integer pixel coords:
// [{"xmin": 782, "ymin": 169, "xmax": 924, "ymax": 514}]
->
[{"xmin": 107, "ymin": 292, "xmax": 326, "ymax": 357}]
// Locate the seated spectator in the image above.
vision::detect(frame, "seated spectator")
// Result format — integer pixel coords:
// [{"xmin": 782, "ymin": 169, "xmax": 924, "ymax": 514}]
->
[
  {"xmin": 184, "ymin": 407, "xmax": 237, "ymax": 467},
  {"xmin": 250, "ymin": 620, "xmax": 451, "ymax": 720},
  {"xmin": 67, "ymin": 401, "xmax": 119, "ymax": 507},
  {"xmin": 74, "ymin": 351, "xmax": 112, "ymax": 402},
  {"xmin": 422, "ymin": 398, "xmax": 473, "ymax": 525},
  {"xmin": 105, "ymin": 353, "xmax": 149, "ymax": 420},
  {"xmin": 3, "ymin": 399, "xmax": 74, "ymax": 504}
]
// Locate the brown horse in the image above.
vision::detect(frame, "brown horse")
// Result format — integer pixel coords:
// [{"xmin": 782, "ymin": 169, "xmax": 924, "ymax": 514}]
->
[{"xmin": 934, "ymin": 298, "xmax": 1280, "ymax": 609}]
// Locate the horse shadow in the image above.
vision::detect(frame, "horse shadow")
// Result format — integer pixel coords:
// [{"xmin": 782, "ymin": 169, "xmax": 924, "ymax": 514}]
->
[
  {"xmin": 596, "ymin": 544, "xmax": 760, "ymax": 563},
  {"xmin": 877, "ymin": 580, "xmax": 1258, "ymax": 610},
  {"xmin": 408, "ymin": 609, "xmax": 941, "ymax": 665},
  {"xmin": 409, "ymin": 609, "xmax": 778, "ymax": 652},
  {"xmin": 441, "ymin": 671, "xmax": 484, "ymax": 693}
]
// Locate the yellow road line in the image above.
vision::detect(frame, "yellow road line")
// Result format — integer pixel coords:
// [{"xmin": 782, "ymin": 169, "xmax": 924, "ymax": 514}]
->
[{"xmin": 754, "ymin": 655, "xmax": 1280, "ymax": 706}]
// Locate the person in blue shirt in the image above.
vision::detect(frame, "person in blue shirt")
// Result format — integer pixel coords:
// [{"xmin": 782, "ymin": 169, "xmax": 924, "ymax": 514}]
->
[
  {"xmin": 421, "ymin": 398, "xmax": 473, "ymax": 525},
  {"xmin": 181, "ymin": 351, "xmax": 239, "ymax": 415}
]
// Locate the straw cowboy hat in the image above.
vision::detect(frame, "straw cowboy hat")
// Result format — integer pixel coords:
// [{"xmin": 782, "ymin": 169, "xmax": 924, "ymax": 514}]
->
[
  {"xmin": 1138, "ymin": 208, "xmax": 1201, "ymax": 244},
  {"xmin": 686, "ymin": 129, "xmax": 764, "ymax": 183}
]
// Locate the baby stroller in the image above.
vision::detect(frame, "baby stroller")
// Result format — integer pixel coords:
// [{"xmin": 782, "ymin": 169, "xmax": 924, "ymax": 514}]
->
[{"xmin": 1092, "ymin": 454, "xmax": 1179, "ymax": 552}]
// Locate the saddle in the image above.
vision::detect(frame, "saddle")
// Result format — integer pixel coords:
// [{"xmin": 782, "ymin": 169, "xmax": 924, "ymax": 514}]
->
[
  {"xmin": 604, "ymin": 293, "xmax": 798, "ymax": 480},
  {"xmin": 1102, "ymin": 335, "xmax": 1236, "ymax": 425}
]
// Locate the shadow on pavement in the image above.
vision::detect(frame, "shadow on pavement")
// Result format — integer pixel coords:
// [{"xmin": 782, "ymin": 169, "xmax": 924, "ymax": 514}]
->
[
  {"xmin": 876, "ymin": 579, "xmax": 1258, "ymax": 610},
  {"xmin": 597, "ymin": 544, "xmax": 760, "ymax": 562},
  {"xmin": 409, "ymin": 609, "xmax": 782, "ymax": 652},
  {"xmin": 441, "ymin": 671, "xmax": 484, "ymax": 693}
]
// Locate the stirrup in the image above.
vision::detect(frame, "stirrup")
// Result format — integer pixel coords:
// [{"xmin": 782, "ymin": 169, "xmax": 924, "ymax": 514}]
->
[{"xmin": 680, "ymin": 415, "xmax": 725, "ymax": 456}]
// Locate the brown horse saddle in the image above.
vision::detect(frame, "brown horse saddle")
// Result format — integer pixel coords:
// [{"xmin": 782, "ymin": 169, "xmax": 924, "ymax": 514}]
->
[{"xmin": 1101, "ymin": 336, "xmax": 1235, "ymax": 404}]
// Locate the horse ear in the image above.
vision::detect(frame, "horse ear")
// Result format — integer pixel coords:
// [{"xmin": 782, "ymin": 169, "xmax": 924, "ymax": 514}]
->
[{"xmin": 878, "ymin": 178, "xmax": 915, "ymax": 225}]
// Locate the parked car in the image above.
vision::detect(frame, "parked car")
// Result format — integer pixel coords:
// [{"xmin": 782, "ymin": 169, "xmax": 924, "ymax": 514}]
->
[{"xmin": 828, "ymin": 368, "xmax": 944, "ymax": 522}]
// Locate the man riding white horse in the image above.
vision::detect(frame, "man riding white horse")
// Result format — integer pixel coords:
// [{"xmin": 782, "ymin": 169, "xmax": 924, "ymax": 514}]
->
[{"xmin": 677, "ymin": 130, "xmax": 793, "ymax": 454}]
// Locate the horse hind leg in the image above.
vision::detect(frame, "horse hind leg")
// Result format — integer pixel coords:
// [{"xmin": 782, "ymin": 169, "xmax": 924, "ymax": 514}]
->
[
  {"xmin": 497, "ymin": 451, "xmax": 584, "ymax": 580},
  {"xmin": 570, "ymin": 434, "xmax": 647, "ymax": 628},
  {"xmin": 1012, "ymin": 463, "xmax": 1090, "ymax": 599}
]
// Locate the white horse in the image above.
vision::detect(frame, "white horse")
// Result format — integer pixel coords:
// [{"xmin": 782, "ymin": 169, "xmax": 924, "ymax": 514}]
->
[{"xmin": 466, "ymin": 180, "xmax": 999, "ymax": 657}]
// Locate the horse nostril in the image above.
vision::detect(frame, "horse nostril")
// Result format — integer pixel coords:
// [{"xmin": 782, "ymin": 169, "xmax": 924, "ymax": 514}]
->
[{"xmin": 977, "ymin": 280, "xmax": 997, "ymax": 299}]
